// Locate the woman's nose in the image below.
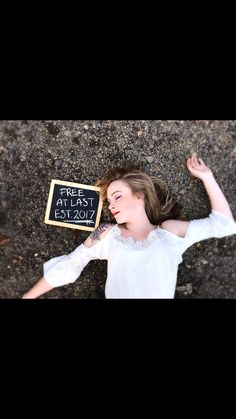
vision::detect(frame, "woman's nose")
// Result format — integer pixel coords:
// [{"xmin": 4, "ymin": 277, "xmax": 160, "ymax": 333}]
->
[{"xmin": 108, "ymin": 203, "xmax": 115, "ymax": 210}]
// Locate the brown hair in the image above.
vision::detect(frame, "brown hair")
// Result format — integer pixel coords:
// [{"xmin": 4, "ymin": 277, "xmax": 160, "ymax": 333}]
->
[{"xmin": 96, "ymin": 165, "xmax": 181, "ymax": 225}]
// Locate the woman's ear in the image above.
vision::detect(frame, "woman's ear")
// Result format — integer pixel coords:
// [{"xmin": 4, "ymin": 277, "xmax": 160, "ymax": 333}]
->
[{"xmin": 136, "ymin": 191, "xmax": 145, "ymax": 200}]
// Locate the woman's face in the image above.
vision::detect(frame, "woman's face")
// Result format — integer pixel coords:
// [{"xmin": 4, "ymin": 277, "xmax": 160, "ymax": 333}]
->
[{"xmin": 107, "ymin": 179, "xmax": 144, "ymax": 224}]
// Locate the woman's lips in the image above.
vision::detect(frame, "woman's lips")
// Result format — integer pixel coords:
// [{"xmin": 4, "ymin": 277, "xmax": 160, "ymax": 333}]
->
[{"xmin": 112, "ymin": 211, "xmax": 120, "ymax": 217}]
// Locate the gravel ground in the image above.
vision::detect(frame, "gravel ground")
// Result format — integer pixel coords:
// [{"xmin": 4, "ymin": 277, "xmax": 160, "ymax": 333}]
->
[{"xmin": 0, "ymin": 120, "xmax": 236, "ymax": 298}]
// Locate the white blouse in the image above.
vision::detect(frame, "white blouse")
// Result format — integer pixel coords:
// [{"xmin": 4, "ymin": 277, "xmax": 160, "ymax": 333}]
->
[{"xmin": 44, "ymin": 210, "xmax": 236, "ymax": 298}]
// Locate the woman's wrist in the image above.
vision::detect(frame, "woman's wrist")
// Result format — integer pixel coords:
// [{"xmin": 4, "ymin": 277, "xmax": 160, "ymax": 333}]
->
[{"xmin": 200, "ymin": 171, "xmax": 215, "ymax": 184}]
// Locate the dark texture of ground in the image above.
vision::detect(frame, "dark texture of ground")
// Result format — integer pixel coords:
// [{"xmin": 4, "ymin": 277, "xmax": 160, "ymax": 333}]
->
[{"xmin": 0, "ymin": 120, "xmax": 236, "ymax": 298}]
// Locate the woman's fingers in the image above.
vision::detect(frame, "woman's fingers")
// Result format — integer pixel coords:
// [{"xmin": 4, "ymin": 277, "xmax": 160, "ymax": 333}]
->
[
  {"xmin": 187, "ymin": 156, "xmax": 204, "ymax": 172},
  {"xmin": 190, "ymin": 155, "xmax": 203, "ymax": 166},
  {"xmin": 189, "ymin": 157, "xmax": 198, "ymax": 166},
  {"xmin": 187, "ymin": 158, "xmax": 192, "ymax": 167}
]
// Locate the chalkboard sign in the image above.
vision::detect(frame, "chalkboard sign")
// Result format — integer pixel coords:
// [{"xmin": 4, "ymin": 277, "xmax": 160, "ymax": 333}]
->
[{"xmin": 44, "ymin": 180, "xmax": 103, "ymax": 231}]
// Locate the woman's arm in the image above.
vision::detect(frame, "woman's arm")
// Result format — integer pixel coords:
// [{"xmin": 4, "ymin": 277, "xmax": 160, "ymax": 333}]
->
[
  {"xmin": 22, "ymin": 223, "xmax": 114, "ymax": 299},
  {"xmin": 161, "ymin": 154, "xmax": 235, "ymax": 237},
  {"xmin": 187, "ymin": 155, "xmax": 235, "ymax": 221},
  {"xmin": 22, "ymin": 277, "xmax": 54, "ymax": 299}
]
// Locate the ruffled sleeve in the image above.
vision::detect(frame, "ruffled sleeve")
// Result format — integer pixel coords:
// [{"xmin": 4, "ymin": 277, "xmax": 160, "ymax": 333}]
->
[
  {"xmin": 43, "ymin": 244, "xmax": 95, "ymax": 287},
  {"xmin": 43, "ymin": 226, "xmax": 114, "ymax": 287},
  {"xmin": 179, "ymin": 209, "xmax": 236, "ymax": 254}
]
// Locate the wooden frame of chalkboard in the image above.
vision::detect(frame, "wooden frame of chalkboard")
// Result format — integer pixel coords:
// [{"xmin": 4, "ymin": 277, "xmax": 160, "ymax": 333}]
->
[{"xmin": 44, "ymin": 179, "xmax": 103, "ymax": 231}]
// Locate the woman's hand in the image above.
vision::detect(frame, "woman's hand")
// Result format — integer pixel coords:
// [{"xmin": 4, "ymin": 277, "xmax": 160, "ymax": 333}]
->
[{"xmin": 186, "ymin": 154, "xmax": 213, "ymax": 181}]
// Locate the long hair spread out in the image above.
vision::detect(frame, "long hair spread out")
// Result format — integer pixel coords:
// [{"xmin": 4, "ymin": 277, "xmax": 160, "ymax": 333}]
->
[{"xmin": 96, "ymin": 165, "xmax": 181, "ymax": 225}]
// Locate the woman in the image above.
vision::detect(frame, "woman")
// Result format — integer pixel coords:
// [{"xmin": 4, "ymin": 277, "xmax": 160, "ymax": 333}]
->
[{"xmin": 22, "ymin": 155, "xmax": 236, "ymax": 298}]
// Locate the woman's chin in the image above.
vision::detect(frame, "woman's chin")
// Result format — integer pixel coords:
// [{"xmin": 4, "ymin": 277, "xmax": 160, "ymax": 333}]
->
[
  {"xmin": 115, "ymin": 215, "xmax": 124, "ymax": 223},
  {"xmin": 117, "ymin": 218, "xmax": 128, "ymax": 225}
]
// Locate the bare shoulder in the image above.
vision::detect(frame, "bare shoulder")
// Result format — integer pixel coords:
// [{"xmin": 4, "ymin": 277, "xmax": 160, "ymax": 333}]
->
[
  {"xmin": 160, "ymin": 219, "xmax": 190, "ymax": 238},
  {"xmin": 84, "ymin": 223, "xmax": 115, "ymax": 248}
]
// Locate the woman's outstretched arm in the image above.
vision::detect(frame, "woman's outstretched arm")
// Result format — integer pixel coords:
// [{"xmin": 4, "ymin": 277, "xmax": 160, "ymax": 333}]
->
[
  {"xmin": 22, "ymin": 277, "xmax": 54, "ymax": 299},
  {"xmin": 21, "ymin": 223, "xmax": 114, "ymax": 298},
  {"xmin": 187, "ymin": 155, "xmax": 235, "ymax": 221},
  {"xmin": 161, "ymin": 154, "xmax": 235, "ymax": 237}
]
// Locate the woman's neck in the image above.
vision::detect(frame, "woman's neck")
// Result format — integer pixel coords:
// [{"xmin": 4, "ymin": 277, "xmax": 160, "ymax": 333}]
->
[{"xmin": 124, "ymin": 217, "xmax": 156, "ymax": 236}]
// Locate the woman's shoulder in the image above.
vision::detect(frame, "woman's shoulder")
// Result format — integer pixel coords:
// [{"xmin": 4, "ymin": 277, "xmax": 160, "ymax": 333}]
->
[
  {"xmin": 160, "ymin": 219, "xmax": 190, "ymax": 238},
  {"xmin": 84, "ymin": 223, "xmax": 116, "ymax": 248}
]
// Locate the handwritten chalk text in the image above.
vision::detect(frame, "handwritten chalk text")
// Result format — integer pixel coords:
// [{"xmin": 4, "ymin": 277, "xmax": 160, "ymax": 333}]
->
[
  {"xmin": 55, "ymin": 209, "xmax": 95, "ymax": 220},
  {"xmin": 59, "ymin": 188, "xmax": 85, "ymax": 197},
  {"xmin": 56, "ymin": 198, "xmax": 94, "ymax": 207}
]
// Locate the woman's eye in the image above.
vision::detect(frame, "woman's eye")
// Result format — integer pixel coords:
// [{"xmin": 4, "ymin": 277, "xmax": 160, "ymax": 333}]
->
[{"xmin": 115, "ymin": 195, "xmax": 121, "ymax": 201}]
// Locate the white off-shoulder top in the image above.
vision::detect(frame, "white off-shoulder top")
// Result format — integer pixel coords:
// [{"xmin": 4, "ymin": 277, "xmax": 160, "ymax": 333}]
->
[{"xmin": 43, "ymin": 210, "xmax": 236, "ymax": 298}]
